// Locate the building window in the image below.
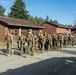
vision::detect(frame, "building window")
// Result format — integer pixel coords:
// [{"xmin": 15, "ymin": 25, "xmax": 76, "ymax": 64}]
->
[
  {"xmin": 66, "ymin": 29, "xmax": 69, "ymax": 31},
  {"xmin": 15, "ymin": 30, "xmax": 17, "ymax": 32},
  {"xmin": 15, "ymin": 30, "xmax": 17, "ymax": 35},
  {"xmin": 9, "ymin": 30, "xmax": 10, "ymax": 32},
  {"xmin": 15, "ymin": 33, "xmax": 17, "ymax": 35}
]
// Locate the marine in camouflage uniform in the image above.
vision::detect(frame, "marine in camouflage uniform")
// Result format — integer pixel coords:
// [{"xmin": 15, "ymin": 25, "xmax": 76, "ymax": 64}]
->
[
  {"xmin": 33, "ymin": 34, "xmax": 40, "ymax": 54},
  {"xmin": 67, "ymin": 35, "xmax": 72, "ymax": 47},
  {"xmin": 74, "ymin": 35, "xmax": 76, "ymax": 45},
  {"xmin": 63, "ymin": 34, "xmax": 68, "ymax": 48},
  {"xmin": 71, "ymin": 35, "xmax": 75, "ymax": 46},
  {"xmin": 50, "ymin": 34, "xmax": 53, "ymax": 51},
  {"xmin": 5, "ymin": 32, "xmax": 12, "ymax": 56},
  {"xmin": 52, "ymin": 34, "xmax": 58, "ymax": 51},
  {"xmin": 23, "ymin": 35, "xmax": 27, "ymax": 53},
  {"xmin": 10, "ymin": 33, "xmax": 14, "ymax": 46},
  {"xmin": 17, "ymin": 37, "xmax": 20, "ymax": 49},
  {"xmin": 19, "ymin": 33, "xmax": 25, "ymax": 55},
  {"xmin": 44, "ymin": 32, "xmax": 48, "ymax": 50},
  {"xmin": 38, "ymin": 33, "xmax": 42, "ymax": 51},
  {"xmin": 57, "ymin": 34, "xmax": 63, "ymax": 49},
  {"xmin": 47, "ymin": 34, "xmax": 52, "ymax": 51},
  {"xmin": 39, "ymin": 33, "xmax": 46, "ymax": 53},
  {"xmin": 26, "ymin": 31, "xmax": 34, "ymax": 56}
]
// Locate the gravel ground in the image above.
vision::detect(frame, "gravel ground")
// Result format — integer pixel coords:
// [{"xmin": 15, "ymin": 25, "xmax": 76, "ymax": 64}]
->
[{"xmin": 0, "ymin": 45, "xmax": 76, "ymax": 75}]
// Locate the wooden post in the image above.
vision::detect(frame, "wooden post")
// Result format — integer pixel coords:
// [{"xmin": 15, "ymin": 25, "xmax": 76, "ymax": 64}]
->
[{"xmin": 19, "ymin": 28, "xmax": 21, "ymax": 36}]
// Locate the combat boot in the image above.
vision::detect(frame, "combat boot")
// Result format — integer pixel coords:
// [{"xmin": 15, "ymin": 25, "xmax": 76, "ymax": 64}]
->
[
  {"xmin": 11, "ymin": 50, "xmax": 14, "ymax": 55},
  {"xmin": 25, "ymin": 54, "xmax": 30, "ymax": 58},
  {"xmin": 7, "ymin": 54, "xmax": 11, "ymax": 57},
  {"xmin": 41, "ymin": 50, "xmax": 44, "ymax": 53}
]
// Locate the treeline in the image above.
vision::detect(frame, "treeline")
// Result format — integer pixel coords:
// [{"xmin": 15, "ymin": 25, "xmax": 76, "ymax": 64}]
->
[
  {"xmin": 0, "ymin": 0, "xmax": 73, "ymax": 26},
  {"xmin": 28, "ymin": 15, "xmax": 58, "ymax": 25}
]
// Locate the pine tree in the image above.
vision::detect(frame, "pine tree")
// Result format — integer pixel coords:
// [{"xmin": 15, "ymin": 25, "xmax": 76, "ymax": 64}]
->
[
  {"xmin": 28, "ymin": 15, "xmax": 34, "ymax": 22},
  {"xmin": 45, "ymin": 15, "xmax": 49, "ymax": 22},
  {"xmin": 8, "ymin": 0, "xmax": 29, "ymax": 20},
  {"xmin": 38, "ymin": 17, "xmax": 44, "ymax": 25},
  {"xmin": 33, "ymin": 17, "xmax": 39, "ymax": 25},
  {"xmin": 53, "ymin": 20, "xmax": 58, "ymax": 24},
  {"xmin": 49, "ymin": 19, "xmax": 52, "ymax": 22},
  {"xmin": 0, "ymin": 5, "xmax": 5, "ymax": 16}
]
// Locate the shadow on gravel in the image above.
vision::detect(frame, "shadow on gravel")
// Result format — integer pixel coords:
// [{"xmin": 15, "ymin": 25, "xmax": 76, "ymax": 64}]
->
[
  {"xmin": 0, "ymin": 49, "xmax": 7, "ymax": 56},
  {"xmin": 0, "ymin": 49, "xmax": 7, "ymax": 53},
  {"xmin": 0, "ymin": 57, "xmax": 76, "ymax": 75},
  {"xmin": 0, "ymin": 48, "xmax": 20, "ymax": 56}
]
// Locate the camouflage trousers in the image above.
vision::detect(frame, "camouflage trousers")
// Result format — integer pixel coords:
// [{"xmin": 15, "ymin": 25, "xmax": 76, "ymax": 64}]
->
[
  {"xmin": 17, "ymin": 41, "xmax": 20, "ymax": 48},
  {"xmin": 52, "ymin": 41, "xmax": 58, "ymax": 50},
  {"xmin": 7, "ymin": 43, "xmax": 12, "ymax": 55},
  {"xmin": 72, "ymin": 40, "xmax": 74, "ymax": 46},
  {"xmin": 58, "ymin": 40, "xmax": 63, "ymax": 48},
  {"xmin": 40, "ymin": 42, "xmax": 45, "ymax": 53},
  {"xmin": 27, "ymin": 41, "xmax": 34, "ymax": 55},
  {"xmin": 45, "ymin": 42, "xmax": 51, "ymax": 51},
  {"xmin": 67, "ymin": 40, "xmax": 72, "ymax": 46},
  {"xmin": 20, "ymin": 43, "xmax": 24, "ymax": 55},
  {"xmin": 63, "ymin": 40, "xmax": 67, "ymax": 48}
]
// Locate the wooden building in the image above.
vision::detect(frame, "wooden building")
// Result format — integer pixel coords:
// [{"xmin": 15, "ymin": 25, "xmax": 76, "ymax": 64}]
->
[
  {"xmin": 0, "ymin": 16, "xmax": 44, "ymax": 42},
  {"xmin": 41, "ymin": 22, "xmax": 71, "ymax": 35},
  {"xmin": 71, "ymin": 26, "xmax": 76, "ymax": 34}
]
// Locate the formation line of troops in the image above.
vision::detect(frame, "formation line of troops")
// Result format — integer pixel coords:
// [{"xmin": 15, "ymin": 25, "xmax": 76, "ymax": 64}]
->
[{"xmin": 5, "ymin": 29, "xmax": 76, "ymax": 57}]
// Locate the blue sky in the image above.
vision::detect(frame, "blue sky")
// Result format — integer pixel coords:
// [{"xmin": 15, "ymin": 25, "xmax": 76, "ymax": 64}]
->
[{"xmin": 0, "ymin": 0, "xmax": 76, "ymax": 25}]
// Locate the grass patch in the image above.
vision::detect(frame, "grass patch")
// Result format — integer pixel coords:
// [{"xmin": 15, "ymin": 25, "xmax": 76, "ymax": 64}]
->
[{"xmin": 0, "ymin": 43, "xmax": 6, "ymax": 47}]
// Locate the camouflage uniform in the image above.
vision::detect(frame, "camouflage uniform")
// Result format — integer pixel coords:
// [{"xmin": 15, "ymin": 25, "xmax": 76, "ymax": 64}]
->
[
  {"xmin": 57, "ymin": 34, "xmax": 63, "ymax": 49},
  {"xmin": 74, "ymin": 35, "xmax": 76, "ymax": 45},
  {"xmin": 26, "ymin": 32, "xmax": 34, "ymax": 56},
  {"xmin": 38, "ymin": 33, "xmax": 42, "ymax": 51},
  {"xmin": 19, "ymin": 34, "xmax": 25, "ymax": 55},
  {"xmin": 23, "ymin": 35, "xmax": 27, "ymax": 53},
  {"xmin": 10, "ymin": 33, "xmax": 14, "ymax": 46},
  {"xmin": 52, "ymin": 34, "xmax": 58, "ymax": 50},
  {"xmin": 17, "ymin": 36, "xmax": 21, "ymax": 48},
  {"xmin": 39, "ymin": 34, "xmax": 45, "ymax": 53},
  {"xmin": 44, "ymin": 37, "xmax": 48, "ymax": 50},
  {"xmin": 63, "ymin": 35, "xmax": 68, "ymax": 48},
  {"xmin": 33, "ymin": 34, "xmax": 40, "ymax": 53},
  {"xmin": 5, "ymin": 33, "xmax": 12, "ymax": 56},
  {"xmin": 50, "ymin": 35, "xmax": 53, "ymax": 50},
  {"xmin": 47, "ymin": 34, "xmax": 52, "ymax": 51},
  {"xmin": 68, "ymin": 35, "xmax": 72, "ymax": 47},
  {"xmin": 44, "ymin": 33, "xmax": 48, "ymax": 50},
  {"xmin": 71, "ymin": 35, "xmax": 75, "ymax": 46}
]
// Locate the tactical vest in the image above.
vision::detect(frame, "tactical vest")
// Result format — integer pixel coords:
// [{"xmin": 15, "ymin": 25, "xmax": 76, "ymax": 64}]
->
[
  {"xmin": 5, "ymin": 34, "xmax": 11, "ymax": 44},
  {"xmin": 40, "ymin": 36, "xmax": 45, "ymax": 43},
  {"xmin": 27, "ymin": 34, "xmax": 33, "ymax": 41},
  {"xmin": 19, "ymin": 36, "xmax": 25, "ymax": 44}
]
